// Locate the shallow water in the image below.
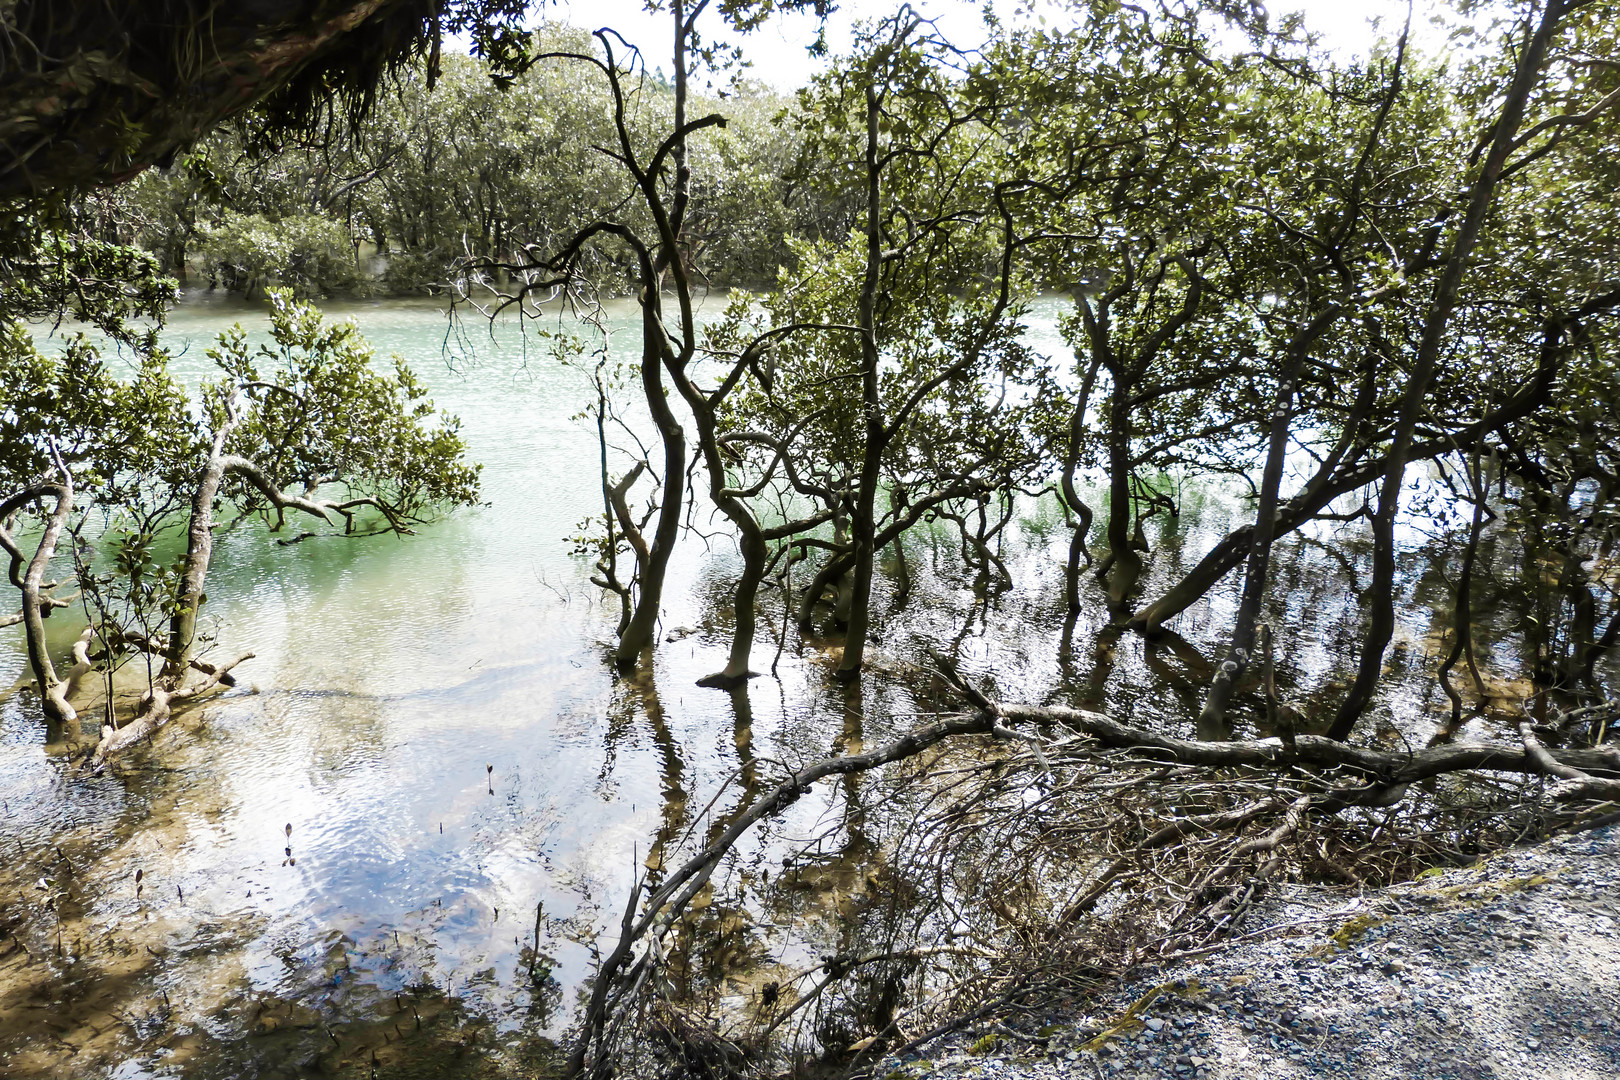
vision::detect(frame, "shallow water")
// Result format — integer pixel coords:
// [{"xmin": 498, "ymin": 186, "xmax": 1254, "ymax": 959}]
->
[{"xmin": 1, "ymin": 291, "xmax": 1604, "ymax": 1077}]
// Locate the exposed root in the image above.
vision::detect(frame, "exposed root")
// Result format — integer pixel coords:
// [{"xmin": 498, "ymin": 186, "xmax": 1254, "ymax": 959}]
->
[
  {"xmin": 561, "ymin": 671, "xmax": 1620, "ymax": 1079},
  {"xmin": 89, "ymin": 651, "xmax": 253, "ymax": 766}
]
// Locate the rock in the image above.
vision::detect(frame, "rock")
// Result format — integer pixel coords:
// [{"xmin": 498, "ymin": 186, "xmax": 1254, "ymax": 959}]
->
[{"xmin": 1145, "ymin": 1018, "xmax": 1165, "ymax": 1032}]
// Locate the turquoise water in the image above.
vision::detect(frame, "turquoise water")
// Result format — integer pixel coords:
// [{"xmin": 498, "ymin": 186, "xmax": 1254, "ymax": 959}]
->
[
  {"xmin": 4, "ymin": 292, "xmax": 1098, "ymax": 1074},
  {"xmin": 2, "ymin": 293, "xmax": 761, "ymax": 1070},
  {"xmin": 0, "ymin": 290, "xmax": 1567, "ymax": 1076}
]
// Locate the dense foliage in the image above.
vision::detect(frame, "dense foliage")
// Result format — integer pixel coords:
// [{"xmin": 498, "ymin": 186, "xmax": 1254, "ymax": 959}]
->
[
  {"xmin": 499, "ymin": 0, "xmax": 1617, "ymax": 743},
  {"xmin": 2, "ymin": 0, "xmax": 1619, "ymax": 1075},
  {"xmin": 90, "ymin": 27, "xmax": 846, "ymax": 298},
  {"xmin": 0, "ymin": 275, "xmax": 480, "ymax": 745}
]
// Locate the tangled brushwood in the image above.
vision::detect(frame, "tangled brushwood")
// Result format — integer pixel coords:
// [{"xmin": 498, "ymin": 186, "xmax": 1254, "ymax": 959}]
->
[{"xmin": 565, "ymin": 669, "xmax": 1619, "ymax": 1080}]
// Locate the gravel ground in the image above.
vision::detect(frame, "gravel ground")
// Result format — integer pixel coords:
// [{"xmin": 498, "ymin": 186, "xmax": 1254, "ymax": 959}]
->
[{"xmin": 877, "ymin": 823, "xmax": 1620, "ymax": 1080}]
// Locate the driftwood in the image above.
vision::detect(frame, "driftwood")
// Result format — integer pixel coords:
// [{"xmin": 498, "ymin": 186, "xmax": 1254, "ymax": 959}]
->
[
  {"xmin": 562, "ymin": 660, "xmax": 1620, "ymax": 1078},
  {"xmin": 567, "ymin": 706, "xmax": 999, "ymax": 1077},
  {"xmin": 90, "ymin": 651, "xmax": 253, "ymax": 765}
]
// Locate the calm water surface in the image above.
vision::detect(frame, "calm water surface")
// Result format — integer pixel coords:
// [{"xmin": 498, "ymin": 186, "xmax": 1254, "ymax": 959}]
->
[{"xmin": 0, "ymin": 291, "xmax": 1566, "ymax": 1076}]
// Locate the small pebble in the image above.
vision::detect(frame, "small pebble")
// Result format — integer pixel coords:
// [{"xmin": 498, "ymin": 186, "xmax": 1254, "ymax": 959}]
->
[{"xmin": 872, "ymin": 826, "xmax": 1618, "ymax": 1080}]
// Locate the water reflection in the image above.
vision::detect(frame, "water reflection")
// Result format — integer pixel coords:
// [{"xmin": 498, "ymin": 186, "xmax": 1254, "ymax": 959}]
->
[{"xmin": 1, "ymin": 293, "xmax": 1613, "ymax": 1077}]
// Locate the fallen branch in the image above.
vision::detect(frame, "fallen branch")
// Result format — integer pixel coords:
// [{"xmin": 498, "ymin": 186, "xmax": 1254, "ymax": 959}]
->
[
  {"xmin": 995, "ymin": 702, "xmax": 1620, "ymax": 791},
  {"xmin": 1521, "ymin": 718, "xmax": 1620, "ymax": 801},
  {"xmin": 568, "ymin": 671, "xmax": 1620, "ymax": 1078},
  {"xmin": 567, "ymin": 706, "xmax": 997, "ymax": 1077},
  {"xmin": 89, "ymin": 652, "xmax": 253, "ymax": 766}
]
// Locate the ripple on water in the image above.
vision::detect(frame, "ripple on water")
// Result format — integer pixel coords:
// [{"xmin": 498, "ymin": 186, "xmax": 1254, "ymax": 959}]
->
[{"xmin": 7, "ymin": 295, "xmax": 1608, "ymax": 1077}]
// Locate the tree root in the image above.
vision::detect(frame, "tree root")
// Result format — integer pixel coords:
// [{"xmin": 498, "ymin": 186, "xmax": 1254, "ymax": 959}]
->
[
  {"xmin": 563, "ymin": 673, "xmax": 1620, "ymax": 1079},
  {"xmin": 89, "ymin": 651, "xmax": 252, "ymax": 766}
]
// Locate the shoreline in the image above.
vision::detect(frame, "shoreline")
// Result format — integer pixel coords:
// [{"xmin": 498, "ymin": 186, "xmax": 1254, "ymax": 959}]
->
[{"xmin": 884, "ymin": 822, "xmax": 1620, "ymax": 1080}]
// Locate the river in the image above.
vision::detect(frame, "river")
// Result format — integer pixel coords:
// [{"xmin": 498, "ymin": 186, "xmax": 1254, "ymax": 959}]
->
[{"xmin": 0, "ymin": 291, "xmax": 1573, "ymax": 1077}]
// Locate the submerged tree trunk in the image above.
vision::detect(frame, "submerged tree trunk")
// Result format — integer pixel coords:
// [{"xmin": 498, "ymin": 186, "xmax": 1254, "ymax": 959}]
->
[
  {"xmin": 596, "ymin": 394, "xmax": 639, "ymax": 639},
  {"xmin": 699, "ymin": 524, "xmax": 766, "ymax": 687},
  {"xmin": 1437, "ymin": 455, "xmax": 1491, "ymax": 731},
  {"xmin": 118, "ymin": 407, "xmax": 260, "ymax": 758},
  {"xmin": 1198, "ymin": 313, "xmax": 1333, "ymax": 735},
  {"xmin": 1074, "ymin": 254, "xmax": 1204, "ymax": 623},
  {"xmin": 1102, "ymin": 369, "xmax": 1141, "ymax": 620},
  {"xmin": 615, "ymin": 315, "xmax": 687, "ymax": 670},
  {"xmin": 1575, "ymin": 591, "xmax": 1620, "ymax": 687},
  {"xmin": 166, "ymin": 432, "xmax": 230, "ymax": 678},
  {"xmin": 836, "ymin": 83, "xmax": 888, "ymax": 683},
  {"xmin": 889, "ymin": 487, "xmax": 913, "ymax": 610},
  {"xmin": 679, "ymin": 387, "xmax": 768, "ymax": 688},
  {"xmin": 1556, "ymin": 542, "xmax": 1598, "ymax": 689},
  {"xmin": 1060, "ymin": 347, "xmax": 1103, "ymax": 612},
  {"xmin": 798, "ymin": 545, "xmax": 851, "ymax": 632},
  {"xmin": 1330, "ymin": 0, "xmax": 1564, "ymax": 741},
  {"xmin": 5, "ymin": 478, "xmax": 78, "ymax": 723}
]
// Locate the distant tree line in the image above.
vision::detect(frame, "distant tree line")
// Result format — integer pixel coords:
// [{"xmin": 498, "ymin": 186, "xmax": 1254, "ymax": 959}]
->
[{"xmin": 77, "ymin": 25, "xmax": 853, "ymax": 298}]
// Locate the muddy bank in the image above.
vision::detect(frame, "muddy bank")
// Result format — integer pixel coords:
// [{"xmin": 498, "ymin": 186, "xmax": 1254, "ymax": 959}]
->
[{"xmin": 0, "ymin": 826, "xmax": 562, "ymax": 1079}]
